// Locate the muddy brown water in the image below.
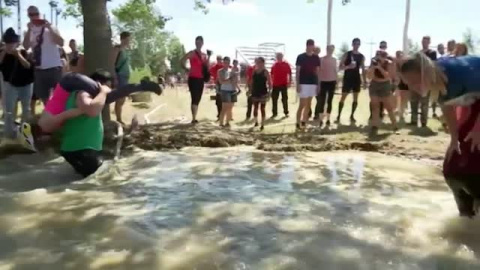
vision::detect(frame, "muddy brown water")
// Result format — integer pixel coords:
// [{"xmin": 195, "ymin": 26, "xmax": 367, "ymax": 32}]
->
[{"xmin": 0, "ymin": 147, "xmax": 479, "ymax": 270}]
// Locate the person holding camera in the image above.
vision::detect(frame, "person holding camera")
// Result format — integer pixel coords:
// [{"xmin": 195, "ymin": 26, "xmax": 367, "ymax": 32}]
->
[
  {"xmin": 23, "ymin": 5, "xmax": 64, "ymax": 106},
  {"xmin": 181, "ymin": 36, "xmax": 212, "ymax": 124},
  {"xmin": 367, "ymin": 50, "xmax": 398, "ymax": 134},
  {"xmin": 0, "ymin": 28, "xmax": 34, "ymax": 143}
]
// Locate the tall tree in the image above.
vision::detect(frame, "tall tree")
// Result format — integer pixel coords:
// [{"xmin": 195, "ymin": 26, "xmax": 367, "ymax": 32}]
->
[
  {"xmin": 112, "ymin": 0, "xmax": 171, "ymax": 76},
  {"xmin": 0, "ymin": 1, "xmax": 13, "ymax": 35},
  {"xmin": 167, "ymin": 36, "xmax": 186, "ymax": 75},
  {"xmin": 463, "ymin": 28, "xmax": 478, "ymax": 54}
]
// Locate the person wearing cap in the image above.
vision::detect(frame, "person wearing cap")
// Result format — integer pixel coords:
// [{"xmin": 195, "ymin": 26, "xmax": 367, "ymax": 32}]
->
[
  {"xmin": 0, "ymin": 28, "xmax": 34, "ymax": 144},
  {"xmin": 295, "ymin": 39, "xmax": 321, "ymax": 129},
  {"xmin": 270, "ymin": 52, "xmax": 292, "ymax": 118}
]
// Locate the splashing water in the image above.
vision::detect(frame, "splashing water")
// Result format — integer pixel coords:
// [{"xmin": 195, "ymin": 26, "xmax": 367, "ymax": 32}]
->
[{"xmin": 0, "ymin": 147, "xmax": 479, "ymax": 270}]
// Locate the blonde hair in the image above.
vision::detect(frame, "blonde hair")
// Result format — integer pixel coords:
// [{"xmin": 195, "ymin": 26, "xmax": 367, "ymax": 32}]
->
[{"xmin": 400, "ymin": 52, "xmax": 446, "ymax": 101}]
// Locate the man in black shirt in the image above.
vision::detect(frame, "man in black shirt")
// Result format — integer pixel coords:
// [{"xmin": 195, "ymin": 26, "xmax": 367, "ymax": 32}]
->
[
  {"xmin": 337, "ymin": 38, "xmax": 367, "ymax": 124},
  {"xmin": 295, "ymin": 39, "xmax": 321, "ymax": 129},
  {"xmin": 410, "ymin": 36, "xmax": 437, "ymax": 127}
]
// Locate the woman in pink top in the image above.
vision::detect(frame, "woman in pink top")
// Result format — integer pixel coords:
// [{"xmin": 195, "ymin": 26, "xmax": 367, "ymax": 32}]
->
[
  {"xmin": 180, "ymin": 36, "xmax": 212, "ymax": 124},
  {"xmin": 315, "ymin": 45, "xmax": 338, "ymax": 126}
]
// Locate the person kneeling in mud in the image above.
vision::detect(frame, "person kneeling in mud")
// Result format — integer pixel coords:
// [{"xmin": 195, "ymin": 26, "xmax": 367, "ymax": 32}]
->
[{"xmin": 399, "ymin": 53, "xmax": 480, "ymax": 218}]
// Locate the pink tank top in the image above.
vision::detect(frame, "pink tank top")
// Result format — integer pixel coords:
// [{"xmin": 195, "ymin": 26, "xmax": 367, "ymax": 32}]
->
[
  {"xmin": 189, "ymin": 51, "xmax": 205, "ymax": 79},
  {"xmin": 44, "ymin": 84, "xmax": 70, "ymax": 115}
]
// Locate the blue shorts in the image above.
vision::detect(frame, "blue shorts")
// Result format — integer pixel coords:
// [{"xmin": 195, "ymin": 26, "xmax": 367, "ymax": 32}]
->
[{"xmin": 220, "ymin": 91, "xmax": 236, "ymax": 103}]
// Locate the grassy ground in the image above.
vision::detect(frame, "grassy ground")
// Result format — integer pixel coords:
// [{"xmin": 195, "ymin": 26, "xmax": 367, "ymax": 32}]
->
[{"xmin": 0, "ymin": 84, "xmax": 450, "ymax": 161}]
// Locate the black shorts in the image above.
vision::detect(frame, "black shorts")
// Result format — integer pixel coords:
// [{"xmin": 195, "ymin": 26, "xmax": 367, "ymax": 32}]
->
[
  {"xmin": 342, "ymin": 77, "xmax": 361, "ymax": 93},
  {"xmin": 188, "ymin": 77, "xmax": 205, "ymax": 106},
  {"xmin": 61, "ymin": 149, "xmax": 103, "ymax": 178}
]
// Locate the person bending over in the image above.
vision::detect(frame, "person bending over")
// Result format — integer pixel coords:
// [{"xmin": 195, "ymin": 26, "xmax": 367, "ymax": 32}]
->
[{"xmin": 399, "ymin": 53, "xmax": 480, "ymax": 217}]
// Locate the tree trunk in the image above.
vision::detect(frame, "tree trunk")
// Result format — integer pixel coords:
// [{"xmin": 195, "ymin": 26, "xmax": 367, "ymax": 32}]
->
[
  {"xmin": 326, "ymin": 0, "xmax": 333, "ymax": 46},
  {"xmin": 402, "ymin": 0, "xmax": 411, "ymax": 55},
  {"xmin": 80, "ymin": 0, "xmax": 113, "ymax": 121}
]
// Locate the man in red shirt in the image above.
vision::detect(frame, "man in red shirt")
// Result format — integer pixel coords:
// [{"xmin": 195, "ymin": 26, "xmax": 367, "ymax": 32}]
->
[
  {"xmin": 270, "ymin": 52, "xmax": 292, "ymax": 118},
  {"xmin": 245, "ymin": 61, "xmax": 256, "ymax": 120},
  {"xmin": 210, "ymin": 55, "xmax": 224, "ymax": 119}
]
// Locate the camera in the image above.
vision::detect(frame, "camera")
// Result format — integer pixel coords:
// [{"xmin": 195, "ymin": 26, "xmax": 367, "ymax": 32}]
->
[{"xmin": 206, "ymin": 49, "xmax": 213, "ymax": 56}]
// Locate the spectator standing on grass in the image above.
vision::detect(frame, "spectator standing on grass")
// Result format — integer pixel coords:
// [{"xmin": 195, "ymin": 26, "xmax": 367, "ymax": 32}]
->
[
  {"xmin": 245, "ymin": 60, "xmax": 255, "ymax": 120},
  {"xmin": 367, "ymin": 50, "xmax": 398, "ymax": 134},
  {"xmin": 113, "ymin": 31, "xmax": 132, "ymax": 125},
  {"xmin": 251, "ymin": 57, "xmax": 272, "ymax": 131},
  {"xmin": 316, "ymin": 45, "xmax": 338, "ymax": 127},
  {"xmin": 410, "ymin": 36, "xmax": 437, "ymax": 127},
  {"xmin": 337, "ymin": 38, "xmax": 366, "ymax": 124},
  {"xmin": 180, "ymin": 36, "xmax": 212, "ymax": 124},
  {"xmin": 295, "ymin": 39, "xmax": 321, "ymax": 130},
  {"xmin": 447, "ymin": 40, "xmax": 456, "ymax": 57},
  {"xmin": 68, "ymin": 39, "xmax": 84, "ymax": 73},
  {"xmin": 23, "ymin": 5, "xmax": 64, "ymax": 106},
  {"xmin": 0, "ymin": 28, "xmax": 34, "ymax": 144},
  {"xmin": 210, "ymin": 55, "xmax": 224, "ymax": 120},
  {"xmin": 270, "ymin": 52, "xmax": 292, "ymax": 118}
]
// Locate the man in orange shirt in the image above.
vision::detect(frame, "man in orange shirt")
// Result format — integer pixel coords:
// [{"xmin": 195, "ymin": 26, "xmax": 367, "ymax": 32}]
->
[
  {"xmin": 270, "ymin": 52, "xmax": 292, "ymax": 118},
  {"xmin": 210, "ymin": 55, "xmax": 224, "ymax": 119},
  {"xmin": 245, "ymin": 61, "xmax": 256, "ymax": 120}
]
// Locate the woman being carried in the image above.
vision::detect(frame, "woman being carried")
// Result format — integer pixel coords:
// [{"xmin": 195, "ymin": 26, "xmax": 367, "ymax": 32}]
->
[
  {"xmin": 39, "ymin": 72, "xmax": 162, "ymax": 133},
  {"xmin": 399, "ymin": 53, "xmax": 480, "ymax": 218}
]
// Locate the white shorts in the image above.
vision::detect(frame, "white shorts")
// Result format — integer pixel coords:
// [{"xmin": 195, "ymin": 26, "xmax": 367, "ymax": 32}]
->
[{"xmin": 299, "ymin": 84, "xmax": 317, "ymax": 98}]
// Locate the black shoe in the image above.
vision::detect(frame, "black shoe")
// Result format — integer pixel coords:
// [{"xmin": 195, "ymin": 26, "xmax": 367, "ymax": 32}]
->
[
  {"xmin": 313, "ymin": 115, "xmax": 320, "ymax": 121},
  {"xmin": 254, "ymin": 122, "xmax": 259, "ymax": 127},
  {"xmin": 393, "ymin": 126, "xmax": 399, "ymax": 133},
  {"xmin": 421, "ymin": 123, "xmax": 427, "ymax": 128},
  {"xmin": 408, "ymin": 122, "xmax": 417, "ymax": 127},
  {"xmin": 260, "ymin": 125, "xmax": 264, "ymax": 131},
  {"xmin": 140, "ymin": 79, "xmax": 163, "ymax": 95},
  {"xmin": 191, "ymin": 120, "xmax": 199, "ymax": 124},
  {"xmin": 296, "ymin": 123, "xmax": 301, "ymax": 130},
  {"xmin": 285, "ymin": 113, "xmax": 289, "ymax": 118},
  {"xmin": 350, "ymin": 116, "xmax": 356, "ymax": 123},
  {"xmin": 301, "ymin": 121, "xmax": 306, "ymax": 128},
  {"xmin": 335, "ymin": 117, "xmax": 340, "ymax": 124},
  {"xmin": 319, "ymin": 121, "xmax": 323, "ymax": 127},
  {"xmin": 433, "ymin": 113, "xmax": 438, "ymax": 119},
  {"xmin": 370, "ymin": 126, "xmax": 379, "ymax": 134},
  {"xmin": 326, "ymin": 120, "xmax": 331, "ymax": 126},
  {"xmin": 272, "ymin": 114, "xmax": 278, "ymax": 118}
]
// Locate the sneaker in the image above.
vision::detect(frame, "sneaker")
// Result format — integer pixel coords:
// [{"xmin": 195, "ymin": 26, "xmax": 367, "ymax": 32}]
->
[
  {"xmin": 260, "ymin": 125, "xmax": 264, "ymax": 131},
  {"xmin": 326, "ymin": 120, "xmax": 331, "ymax": 126},
  {"xmin": 254, "ymin": 122, "xmax": 259, "ymax": 127},
  {"xmin": 301, "ymin": 122, "xmax": 306, "ymax": 128},
  {"xmin": 350, "ymin": 116, "xmax": 357, "ymax": 123},
  {"xmin": 140, "ymin": 79, "xmax": 163, "ymax": 95}
]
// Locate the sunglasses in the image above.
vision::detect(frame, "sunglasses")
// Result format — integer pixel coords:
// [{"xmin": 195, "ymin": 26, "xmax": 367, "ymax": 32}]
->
[{"xmin": 28, "ymin": 12, "xmax": 39, "ymax": 17}]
